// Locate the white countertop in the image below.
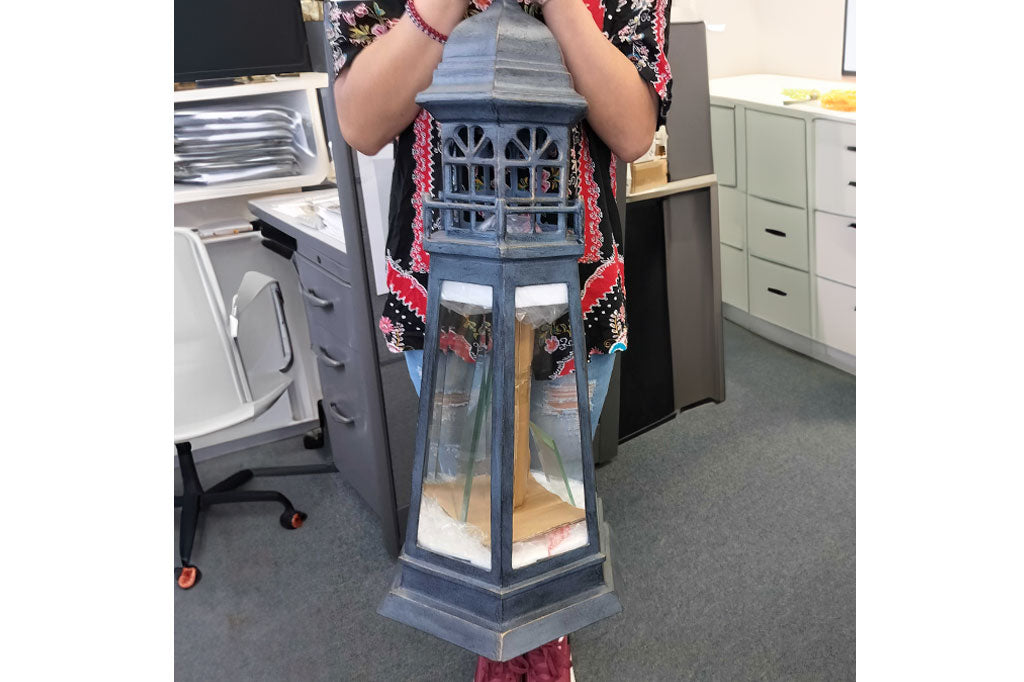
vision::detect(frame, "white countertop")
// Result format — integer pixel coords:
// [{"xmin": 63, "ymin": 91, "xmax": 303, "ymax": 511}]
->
[
  {"xmin": 248, "ymin": 189, "xmax": 347, "ymax": 254},
  {"xmin": 626, "ymin": 174, "xmax": 717, "ymax": 203},
  {"xmin": 710, "ymin": 74, "xmax": 856, "ymax": 123}
]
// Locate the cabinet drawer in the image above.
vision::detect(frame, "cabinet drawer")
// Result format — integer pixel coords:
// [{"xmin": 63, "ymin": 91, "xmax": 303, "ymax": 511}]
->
[
  {"xmin": 294, "ymin": 255, "xmax": 354, "ymax": 354},
  {"xmin": 816, "ymin": 277, "xmax": 856, "ymax": 355},
  {"xmin": 721, "ymin": 243, "xmax": 748, "ymax": 311},
  {"xmin": 815, "ymin": 211, "xmax": 856, "ymax": 286},
  {"xmin": 814, "ymin": 119, "xmax": 856, "ymax": 216},
  {"xmin": 719, "ymin": 185, "xmax": 746, "ymax": 248},
  {"xmin": 710, "ymin": 105, "xmax": 737, "ymax": 187},
  {"xmin": 747, "ymin": 196, "xmax": 808, "ymax": 271},
  {"xmin": 746, "ymin": 110, "xmax": 807, "ymax": 208},
  {"xmin": 748, "ymin": 257, "xmax": 811, "ymax": 336}
]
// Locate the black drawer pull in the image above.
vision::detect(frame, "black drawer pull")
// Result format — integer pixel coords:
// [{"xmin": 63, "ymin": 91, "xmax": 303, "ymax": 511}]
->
[
  {"xmin": 317, "ymin": 346, "xmax": 344, "ymax": 368},
  {"xmin": 848, "ymin": 181, "xmax": 856, "ymax": 187},
  {"xmin": 767, "ymin": 287, "xmax": 788, "ymax": 297},
  {"xmin": 328, "ymin": 402, "xmax": 354, "ymax": 424},
  {"xmin": 261, "ymin": 238, "xmax": 294, "ymax": 261},
  {"xmin": 848, "ymin": 222, "xmax": 856, "ymax": 229},
  {"xmin": 765, "ymin": 228, "xmax": 787, "ymax": 238},
  {"xmin": 846, "ymin": 145, "xmax": 856, "ymax": 152},
  {"xmin": 302, "ymin": 288, "xmax": 333, "ymax": 308}
]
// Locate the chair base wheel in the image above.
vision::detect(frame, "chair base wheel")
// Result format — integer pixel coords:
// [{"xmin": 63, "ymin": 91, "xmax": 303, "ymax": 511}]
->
[
  {"xmin": 176, "ymin": 565, "xmax": 201, "ymax": 590},
  {"xmin": 280, "ymin": 510, "xmax": 307, "ymax": 530}
]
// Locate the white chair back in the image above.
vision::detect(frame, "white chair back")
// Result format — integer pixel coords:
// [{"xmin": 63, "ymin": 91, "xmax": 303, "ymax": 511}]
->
[{"xmin": 174, "ymin": 228, "xmax": 291, "ymax": 443}]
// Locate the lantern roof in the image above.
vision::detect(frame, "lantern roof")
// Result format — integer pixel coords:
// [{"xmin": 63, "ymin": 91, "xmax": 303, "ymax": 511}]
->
[{"xmin": 416, "ymin": 0, "xmax": 587, "ymax": 125}]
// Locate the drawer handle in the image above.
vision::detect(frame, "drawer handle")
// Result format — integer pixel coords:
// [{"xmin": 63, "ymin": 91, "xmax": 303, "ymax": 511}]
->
[
  {"xmin": 848, "ymin": 222, "xmax": 856, "ymax": 229},
  {"xmin": 767, "ymin": 287, "xmax": 788, "ymax": 297},
  {"xmin": 317, "ymin": 346, "xmax": 345, "ymax": 368},
  {"xmin": 848, "ymin": 181, "xmax": 856, "ymax": 187},
  {"xmin": 328, "ymin": 402, "xmax": 354, "ymax": 424},
  {"xmin": 302, "ymin": 288, "xmax": 333, "ymax": 309},
  {"xmin": 846, "ymin": 145, "xmax": 856, "ymax": 152},
  {"xmin": 765, "ymin": 228, "xmax": 787, "ymax": 238}
]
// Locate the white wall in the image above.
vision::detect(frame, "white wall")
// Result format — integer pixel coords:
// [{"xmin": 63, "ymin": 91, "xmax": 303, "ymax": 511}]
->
[{"xmin": 671, "ymin": 0, "xmax": 856, "ymax": 82}]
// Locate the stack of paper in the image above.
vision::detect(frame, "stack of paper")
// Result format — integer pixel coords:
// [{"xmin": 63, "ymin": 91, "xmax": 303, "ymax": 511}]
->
[
  {"xmin": 313, "ymin": 198, "xmax": 345, "ymax": 242},
  {"xmin": 174, "ymin": 104, "xmax": 314, "ymax": 185},
  {"xmin": 272, "ymin": 194, "xmax": 346, "ymax": 248}
]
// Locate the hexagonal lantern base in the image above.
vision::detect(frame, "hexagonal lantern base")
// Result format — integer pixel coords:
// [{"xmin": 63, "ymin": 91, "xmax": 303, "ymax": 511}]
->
[{"xmin": 378, "ymin": 500, "xmax": 622, "ymax": 662}]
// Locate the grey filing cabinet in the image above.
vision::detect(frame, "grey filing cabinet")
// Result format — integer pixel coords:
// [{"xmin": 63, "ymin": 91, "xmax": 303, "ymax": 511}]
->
[
  {"xmin": 252, "ymin": 197, "xmax": 406, "ymax": 559},
  {"xmin": 245, "ymin": 14, "xmax": 414, "ymax": 558},
  {"xmin": 709, "ymin": 74, "xmax": 856, "ymax": 372}
]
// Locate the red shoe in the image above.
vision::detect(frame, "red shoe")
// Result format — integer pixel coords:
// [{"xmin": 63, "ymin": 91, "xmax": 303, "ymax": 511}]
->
[
  {"xmin": 524, "ymin": 637, "xmax": 574, "ymax": 682},
  {"xmin": 474, "ymin": 654, "xmax": 529, "ymax": 682}
]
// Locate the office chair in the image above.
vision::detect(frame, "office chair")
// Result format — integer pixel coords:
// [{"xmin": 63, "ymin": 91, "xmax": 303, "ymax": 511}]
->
[{"xmin": 174, "ymin": 228, "xmax": 308, "ymax": 590}]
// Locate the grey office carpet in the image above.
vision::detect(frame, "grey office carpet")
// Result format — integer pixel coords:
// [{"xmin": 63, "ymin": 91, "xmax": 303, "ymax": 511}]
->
[{"xmin": 174, "ymin": 320, "xmax": 855, "ymax": 681}]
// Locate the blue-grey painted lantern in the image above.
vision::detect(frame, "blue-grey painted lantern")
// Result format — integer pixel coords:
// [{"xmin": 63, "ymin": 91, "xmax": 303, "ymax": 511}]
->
[{"xmin": 377, "ymin": 0, "xmax": 621, "ymax": 661}]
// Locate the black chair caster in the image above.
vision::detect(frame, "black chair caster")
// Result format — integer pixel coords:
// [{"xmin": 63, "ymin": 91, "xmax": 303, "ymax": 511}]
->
[{"xmin": 280, "ymin": 510, "xmax": 308, "ymax": 530}]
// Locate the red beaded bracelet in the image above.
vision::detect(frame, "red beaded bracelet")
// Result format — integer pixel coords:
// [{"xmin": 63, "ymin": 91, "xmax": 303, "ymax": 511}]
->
[{"xmin": 405, "ymin": 0, "xmax": 449, "ymax": 44}]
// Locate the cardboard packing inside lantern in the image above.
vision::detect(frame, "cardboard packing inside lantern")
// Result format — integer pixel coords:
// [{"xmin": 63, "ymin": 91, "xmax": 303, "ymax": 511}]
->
[{"xmin": 422, "ymin": 474, "xmax": 585, "ymax": 546}]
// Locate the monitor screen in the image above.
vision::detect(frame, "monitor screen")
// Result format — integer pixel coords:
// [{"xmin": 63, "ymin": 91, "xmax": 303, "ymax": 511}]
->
[{"xmin": 175, "ymin": 0, "xmax": 311, "ymax": 82}]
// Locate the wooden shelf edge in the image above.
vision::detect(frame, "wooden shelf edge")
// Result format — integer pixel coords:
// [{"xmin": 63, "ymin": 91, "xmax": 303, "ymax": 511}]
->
[{"xmin": 626, "ymin": 174, "xmax": 718, "ymax": 203}]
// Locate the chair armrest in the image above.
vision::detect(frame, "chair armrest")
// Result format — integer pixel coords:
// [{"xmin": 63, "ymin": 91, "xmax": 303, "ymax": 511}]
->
[{"xmin": 230, "ymin": 271, "xmax": 294, "ymax": 375}]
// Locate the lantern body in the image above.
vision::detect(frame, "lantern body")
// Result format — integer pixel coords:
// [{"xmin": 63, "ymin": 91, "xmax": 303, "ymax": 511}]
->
[{"xmin": 378, "ymin": 0, "xmax": 620, "ymax": 661}]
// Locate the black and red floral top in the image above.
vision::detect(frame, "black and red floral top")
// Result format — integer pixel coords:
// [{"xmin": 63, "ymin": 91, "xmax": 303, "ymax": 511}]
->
[{"xmin": 328, "ymin": 0, "xmax": 672, "ymax": 377}]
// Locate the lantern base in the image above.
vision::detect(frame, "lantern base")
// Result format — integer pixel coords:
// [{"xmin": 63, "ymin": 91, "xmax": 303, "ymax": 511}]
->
[{"xmin": 378, "ymin": 499, "xmax": 622, "ymax": 662}]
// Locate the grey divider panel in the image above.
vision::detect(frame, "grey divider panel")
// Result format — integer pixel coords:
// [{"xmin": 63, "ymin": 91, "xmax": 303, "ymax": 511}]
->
[
  {"xmin": 314, "ymin": 11, "xmax": 402, "ymax": 557},
  {"xmin": 616, "ymin": 17, "xmax": 725, "ymax": 441},
  {"xmin": 319, "ymin": 7, "xmax": 421, "ymax": 549},
  {"xmin": 319, "ymin": 1, "xmax": 420, "ymax": 530},
  {"xmin": 663, "ymin": 187, "xmax": 726, "ymax": 410},
  {"xmin": 317, "ymin": 7, "xmax": 419, "ymax": 545},
  {"xmin": 665, "ymin": 21, "xmax": 714, "ymax": 182}
]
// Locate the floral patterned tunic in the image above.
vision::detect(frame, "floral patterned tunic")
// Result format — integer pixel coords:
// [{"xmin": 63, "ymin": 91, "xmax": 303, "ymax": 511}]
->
[{"xmin": 328, "ymin": 0, "xmax": 672, "ymax": 376}]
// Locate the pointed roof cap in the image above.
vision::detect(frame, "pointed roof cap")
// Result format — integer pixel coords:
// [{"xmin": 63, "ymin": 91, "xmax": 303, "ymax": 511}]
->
[{"xmin": 416, "ymin": 0, "xmax": 587, "ymax": 125}]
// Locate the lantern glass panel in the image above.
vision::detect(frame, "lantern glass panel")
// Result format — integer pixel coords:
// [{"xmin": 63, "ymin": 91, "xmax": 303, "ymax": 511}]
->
[
  {"xmin": 510, "ymin": 283, "xmax": 589, "ymax": 569},
  {"xmin": 417, "ymin": 281, "xmax": 496, "ymax": 570}
]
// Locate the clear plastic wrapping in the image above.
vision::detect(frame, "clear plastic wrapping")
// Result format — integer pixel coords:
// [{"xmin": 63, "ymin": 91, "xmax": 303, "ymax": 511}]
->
[{"xmin": 414, "ymin": 280, "xmax": 589, "ymax": 571}]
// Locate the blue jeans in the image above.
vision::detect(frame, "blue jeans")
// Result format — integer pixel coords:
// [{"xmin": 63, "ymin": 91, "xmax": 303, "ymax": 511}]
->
[{"xmin": 404, "ymin": 349, "xmax": 616, "ymax": 439}]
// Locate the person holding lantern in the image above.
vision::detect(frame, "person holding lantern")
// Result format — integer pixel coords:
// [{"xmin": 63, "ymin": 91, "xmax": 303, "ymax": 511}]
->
[{"xmin": 329, "ymin": 0, "xmax": 672, "ymax": 678}]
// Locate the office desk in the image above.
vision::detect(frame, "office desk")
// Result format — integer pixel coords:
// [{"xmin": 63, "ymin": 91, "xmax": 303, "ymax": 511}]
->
[
  {"xmin": 616, "ymin": 178, "xmax": 726, "ymax": 441},
  {"xmin": 250, "ymin": 189, "xmax": 413, "ymax": 559},
  {"xmin": 603, "ymin": 21, "xmax": 727, "ymax": 443}
]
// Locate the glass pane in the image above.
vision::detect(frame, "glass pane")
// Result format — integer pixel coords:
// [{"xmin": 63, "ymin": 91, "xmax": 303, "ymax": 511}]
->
[
  {"xmin": 510, "ymin": 283, "xmax": 588, "ymax": 569},
  {"xmin": 417, "ymin": 281, "xmax": 495, "ymax": 570}
]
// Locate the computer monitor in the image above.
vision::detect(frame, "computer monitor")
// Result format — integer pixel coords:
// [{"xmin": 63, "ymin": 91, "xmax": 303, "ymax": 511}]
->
[{"xmin": 174, "ymin": 0, "xmax": 311, "ymax": 82}]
